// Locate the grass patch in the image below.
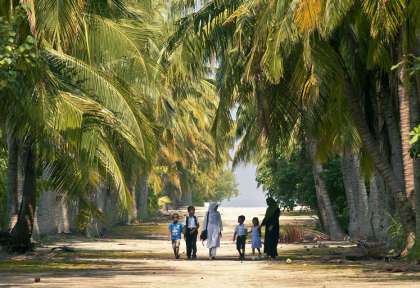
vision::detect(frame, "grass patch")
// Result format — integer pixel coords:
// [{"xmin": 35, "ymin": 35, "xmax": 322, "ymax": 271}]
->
[{"xmin": 108, "ymin": 223, "xmax": 168, "ymax": 238}]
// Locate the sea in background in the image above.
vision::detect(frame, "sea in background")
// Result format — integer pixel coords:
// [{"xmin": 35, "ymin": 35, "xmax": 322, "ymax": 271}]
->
[{"xmin": 221, "ymin": 163, "xmax": 266, "ymax": 207}]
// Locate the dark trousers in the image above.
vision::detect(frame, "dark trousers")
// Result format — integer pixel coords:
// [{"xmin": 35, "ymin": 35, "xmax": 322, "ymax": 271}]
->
[
  {"xmin": 236, "ymin": 235, "xmax": 246, "ymax": 250},
  {"xmin": 185, "ymin": 228, "xmax": 197, "ymax": 257}
]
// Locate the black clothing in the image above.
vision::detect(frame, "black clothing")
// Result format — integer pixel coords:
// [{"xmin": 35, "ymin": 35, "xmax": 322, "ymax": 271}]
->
[
  {"xmin": 185, "ymin": 228, "xmax": 198, "ymax": 258},
  {"xmin": 261, "ymin": 207, "xmax": 280, "ymax": 258},
  {"xmin": 236, "ymin": 235, "xmax": 246, "ymax": 250}
]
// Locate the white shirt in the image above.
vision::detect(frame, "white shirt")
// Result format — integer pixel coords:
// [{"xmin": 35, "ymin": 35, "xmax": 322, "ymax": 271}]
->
[
  {"xmin": 186, "ymin": 216, "xmax": 199, "ymax": 228},
  {"xmin": 235, "ymin": 224, "xmax": 248, "ymax": 236}
]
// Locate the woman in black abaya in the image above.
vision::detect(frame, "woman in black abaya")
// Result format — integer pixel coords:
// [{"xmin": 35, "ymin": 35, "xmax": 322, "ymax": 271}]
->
[{"xmin": 260, "ymin": 197, "xmax": 280, "ymax": 258}]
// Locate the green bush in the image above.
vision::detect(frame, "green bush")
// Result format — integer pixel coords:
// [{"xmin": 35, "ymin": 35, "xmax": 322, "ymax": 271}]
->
[{"xmin": 257, "ymin": 150, "xmax": 349, "ymax": 233}]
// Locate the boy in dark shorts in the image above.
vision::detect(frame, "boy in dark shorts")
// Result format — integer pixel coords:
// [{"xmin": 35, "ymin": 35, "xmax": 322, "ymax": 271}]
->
[
  {"xmin": 184, "ymin": 206, "xmax": 199, "ymax": 259},
  {"xmin": 168, "ymin": 213, "xmax": 183, "ymax": 259},
  {"xmin": 233, "ymin": 215, "xmax": 247, "ymax": 260}
]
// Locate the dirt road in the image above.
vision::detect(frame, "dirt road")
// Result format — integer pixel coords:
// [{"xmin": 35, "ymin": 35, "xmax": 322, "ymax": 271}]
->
[{"xmin": 1, "ymin": 207, "xmax": 419, "ymax": 288}]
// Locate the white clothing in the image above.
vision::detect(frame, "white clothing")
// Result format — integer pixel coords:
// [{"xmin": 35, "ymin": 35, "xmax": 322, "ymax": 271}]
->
[
  {"xmin": 204, "ymin": 203, "xmax": 223, "ymax": 248},
  {"xmin": 186, "ymin": 216, "xmax": 198, "ymax": 228},
  {"xmin": 234, "ymin": 224, "xmax": 248, "ymax": 236},
  {"xmin": 209, "ymin": 247, "xmax": 217, "ymax": 257}
]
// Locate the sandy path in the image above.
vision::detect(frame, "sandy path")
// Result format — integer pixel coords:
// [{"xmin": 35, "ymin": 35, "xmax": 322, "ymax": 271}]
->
[{"xmin": 1, "ymin": 207, "xmax": 419, "ymax": 288}]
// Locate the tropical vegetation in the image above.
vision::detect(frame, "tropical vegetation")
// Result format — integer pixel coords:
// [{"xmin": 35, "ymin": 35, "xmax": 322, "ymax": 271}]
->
[
  {"xmin": 167, "ymin": 0, "xmax": 420, "ymax": 255},
  {"xmin": 0, "ymin": 0, "xmax": 419, "ymax": 261},
  {"xmin": 0, "ymin": 0, "xmax": 234, "ymax": 252}
]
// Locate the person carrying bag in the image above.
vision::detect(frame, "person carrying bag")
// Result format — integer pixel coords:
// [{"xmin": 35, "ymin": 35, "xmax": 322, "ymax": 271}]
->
[{"xmin": 200, "ymin": 211, "xmax": 209, "ymax": 242}]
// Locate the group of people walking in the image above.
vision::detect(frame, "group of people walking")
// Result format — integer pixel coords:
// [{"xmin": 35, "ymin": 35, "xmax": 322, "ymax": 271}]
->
[{"xmin": 168, "ymin": 198, "xmax": 280, "ymax": 260}]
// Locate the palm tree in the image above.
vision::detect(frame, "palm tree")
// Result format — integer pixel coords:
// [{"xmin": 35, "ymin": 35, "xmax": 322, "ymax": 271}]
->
[
  {"xmin": 0, "ymin": 0, "xmax": 157, "ymax": 250},
  {"xmin": 166, "ymin": 0, "xmax": 419, "ymax": 242}
]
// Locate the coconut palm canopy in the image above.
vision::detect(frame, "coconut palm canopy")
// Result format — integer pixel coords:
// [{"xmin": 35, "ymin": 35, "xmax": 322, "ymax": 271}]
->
[{"xmin": 0, "ymin": 0, "xmax": 419, "ymax": 258}]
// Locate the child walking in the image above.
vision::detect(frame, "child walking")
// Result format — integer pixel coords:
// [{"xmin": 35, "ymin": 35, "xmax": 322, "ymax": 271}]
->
[
  {"xmin": 251, "ymin": 217, "xmax": 262, "ymax": 257},
  {"xmin": 233, "ymin": 215, "xmax": 247, "ymax": 260},
  {"xmin": 184, "ymin": 206, "xmax": 199, "ymax": 259},
  {"xmin": 168, "ymin": 213, "xmax": 183, "ymax": 259}
]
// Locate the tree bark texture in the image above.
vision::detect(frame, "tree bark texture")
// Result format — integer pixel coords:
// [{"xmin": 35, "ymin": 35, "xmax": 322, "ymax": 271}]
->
[
  {"xmin": 7, "ymin": 134, "xmax": 19, "ymax": 231},
  {"xmin": 309, "ymin": 139, "xmax": 345, "ymax": 240},
  {"xmin": 341, "ymin": 147, "xmax": 369, "ymax": 239},
  {"xmin": 10, "ymin": 142, "xmax": 36, "ymax": 252},
  {"xmin": 137, "ymin": 175, "xmax": 149, "ymax": 221},
  {"xmin": 368, "ymin": 172, "xmax": 391, "ymax": 242}
]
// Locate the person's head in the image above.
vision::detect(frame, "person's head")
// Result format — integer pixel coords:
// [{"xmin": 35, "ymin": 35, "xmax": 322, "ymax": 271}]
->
[
  {"xmin": 187, "ymin": 206, "xmax": 195, "ymax": 216},
  {"xmin": 238, "ymin": 215, "xmax": 245, "ymax": 224},
  {"xmin": 172, "ymin": 213, "xmax": 179, "ymax": 223},
  {"xmin": 252, "ymin": 217, "xmax": 259, "ymax": 226},
  {"xmin": 266, "ymin": 197, "xmax": 277, "ymax": 207},
  {"xmin": 208, "ymin": 202, "xmax": 219, "ymax": 212}
]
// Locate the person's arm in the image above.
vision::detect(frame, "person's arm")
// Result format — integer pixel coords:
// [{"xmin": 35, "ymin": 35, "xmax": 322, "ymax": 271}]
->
[
  {"xmin": 233, "ymin": 226, "xmax": 237, "ymax": 241},
  {"xmin": 261, "ymin": 213, "xmax": 267, "ymax": 226},
  {"xmin": 168, "ymin": 225, "xmax": 172, "ymax": 241},
  {"xmin": 182, "ymin": 218, "xmax": 187, "ymax": 235},
  {"xmin": 180, "ymin": 224, "xmax": 184, "ymax": 239},
  {"xmin": 203, "ymin": 213, "xmax": 208, "ymax": 230}
]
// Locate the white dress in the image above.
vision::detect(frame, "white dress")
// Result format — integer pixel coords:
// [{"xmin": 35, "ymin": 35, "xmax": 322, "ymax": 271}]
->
[{"xmin": 204, "ymin": 207, "xmax": 223, "ymax": 248}]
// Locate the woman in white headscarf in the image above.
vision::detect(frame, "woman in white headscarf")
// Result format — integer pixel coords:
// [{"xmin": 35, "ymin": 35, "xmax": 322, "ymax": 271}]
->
[{"xmin": 203, "ymin": 203, "xmax": 223, "ymax": 259}]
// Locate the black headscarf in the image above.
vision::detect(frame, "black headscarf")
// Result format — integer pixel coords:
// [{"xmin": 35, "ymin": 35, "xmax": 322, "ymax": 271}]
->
[{"xmin": 265, "ymin": 197, "xmax": 278, "ymax": 219}]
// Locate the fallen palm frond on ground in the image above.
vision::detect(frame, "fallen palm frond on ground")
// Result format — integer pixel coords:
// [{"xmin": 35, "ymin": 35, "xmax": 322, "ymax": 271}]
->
[{"xmin": 280, "ymin": 225, "xmax": 329, "ymax": 243}]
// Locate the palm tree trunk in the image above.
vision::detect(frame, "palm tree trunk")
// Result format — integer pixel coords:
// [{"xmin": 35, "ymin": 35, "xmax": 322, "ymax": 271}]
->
[
  {"xmin": 382, "ymin": 76, "xmax": 405, "ymax": 187},
  {"xmin": 10, "ymin": 141, "xmax": 37, "ymax": 252},
  {"xmin": 397, "ymin": 47, "xmax": 415, "ymax": 206},
  {"xmin": 345, "ymin": 81, "xmax": 415, "ymax": 232},
  {"xmin": 368, "ymin": 172, "xmax": 391, "ymax": 242},
  {"xmin": 414, "ymin": 156, "xmax": 420, "ymax": 253},
  {"xmin": 182, "ymin": 190, "xmax": 192, "ymax": 206},
  {"xmin": 137, "ymin": 175, "xmax": 149, "ymax": 221},
  {"xmin": 127, "ymin": 179, "xmax": 138, "ymax": 224},
  {"xmin": 7, "ymin": 134, "xmax": 19, "ymax": 231},
  {"xmin": 309, "ymin": 139, "xmax": 345, "ymax": 240},
  {"xmin": 181, "ymin": 176, "xmax": 192, "ymax": 206},
  {"xmin": 411, "ymin": 29, "xmax": 420, "ymax": 255},
  {"xmin": 341, "ymin": 149, "xmax": 357, "ymax": 238},
  {"xmin": 341, "ymin": 147, "xmax": 369, "ymax": 239}
]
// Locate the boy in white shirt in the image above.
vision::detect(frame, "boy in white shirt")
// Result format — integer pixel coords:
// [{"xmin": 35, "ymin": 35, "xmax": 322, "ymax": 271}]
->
[
  {"xmin": 233, "ymin": 215, "xmax": 247, "ymax": 260},
  {"xmin": 184, "ymin": 206, "xmax": 199, "ymax": 259}
]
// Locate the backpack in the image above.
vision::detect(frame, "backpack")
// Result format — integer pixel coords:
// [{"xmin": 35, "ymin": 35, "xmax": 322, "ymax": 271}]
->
[{"xmin": 200, "ymin": 212, "xmax": 209, "ymax": 241}]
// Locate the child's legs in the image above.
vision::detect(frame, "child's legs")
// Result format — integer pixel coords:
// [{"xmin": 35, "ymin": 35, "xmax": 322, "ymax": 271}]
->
[
  {"xmin": 252, "ymin": 248, "xmax": 255, "ymax": 255},
  {"xmin": 236, "ymin": 239, "xmax": 241, "ymax": 255},
  {"xmin": 171, "ymin": 240, "xmax": 177, "ymax": 254},
  {"xmin": 237, "ymin": 236, "xmax": 245, "ymax": 257},
  {"xmin": 257, "ymin": 248, "xmax": 261, "ymax": 255},
  {"xmin": 172, "ymin": 240, "xmax": 180, "ymax": 255},
  {"xmin": 241, "ymin": 237, "xmax": 246, "ymax": 255},
  {"xmin": 185, "ymin": 230, "xmax": 192, "ymax": 257},
  {"xmin": 191, "ymin": 233, "xmax": 197, "ymax": 256}
]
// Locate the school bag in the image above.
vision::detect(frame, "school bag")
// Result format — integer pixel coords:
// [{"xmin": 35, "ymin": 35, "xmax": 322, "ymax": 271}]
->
[{"xmin": 200, "ymin": 212, "xmax": 209, "ymax": 241}]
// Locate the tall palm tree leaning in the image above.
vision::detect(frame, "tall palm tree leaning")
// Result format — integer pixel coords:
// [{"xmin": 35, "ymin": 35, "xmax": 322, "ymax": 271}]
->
[
  {"xmin": 0, "ymin": 0, "xmax": 156, "ymax": 251},
  {"xmin": 166, "ymin": 0, "xmax": 420, "ymax": 248}
]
